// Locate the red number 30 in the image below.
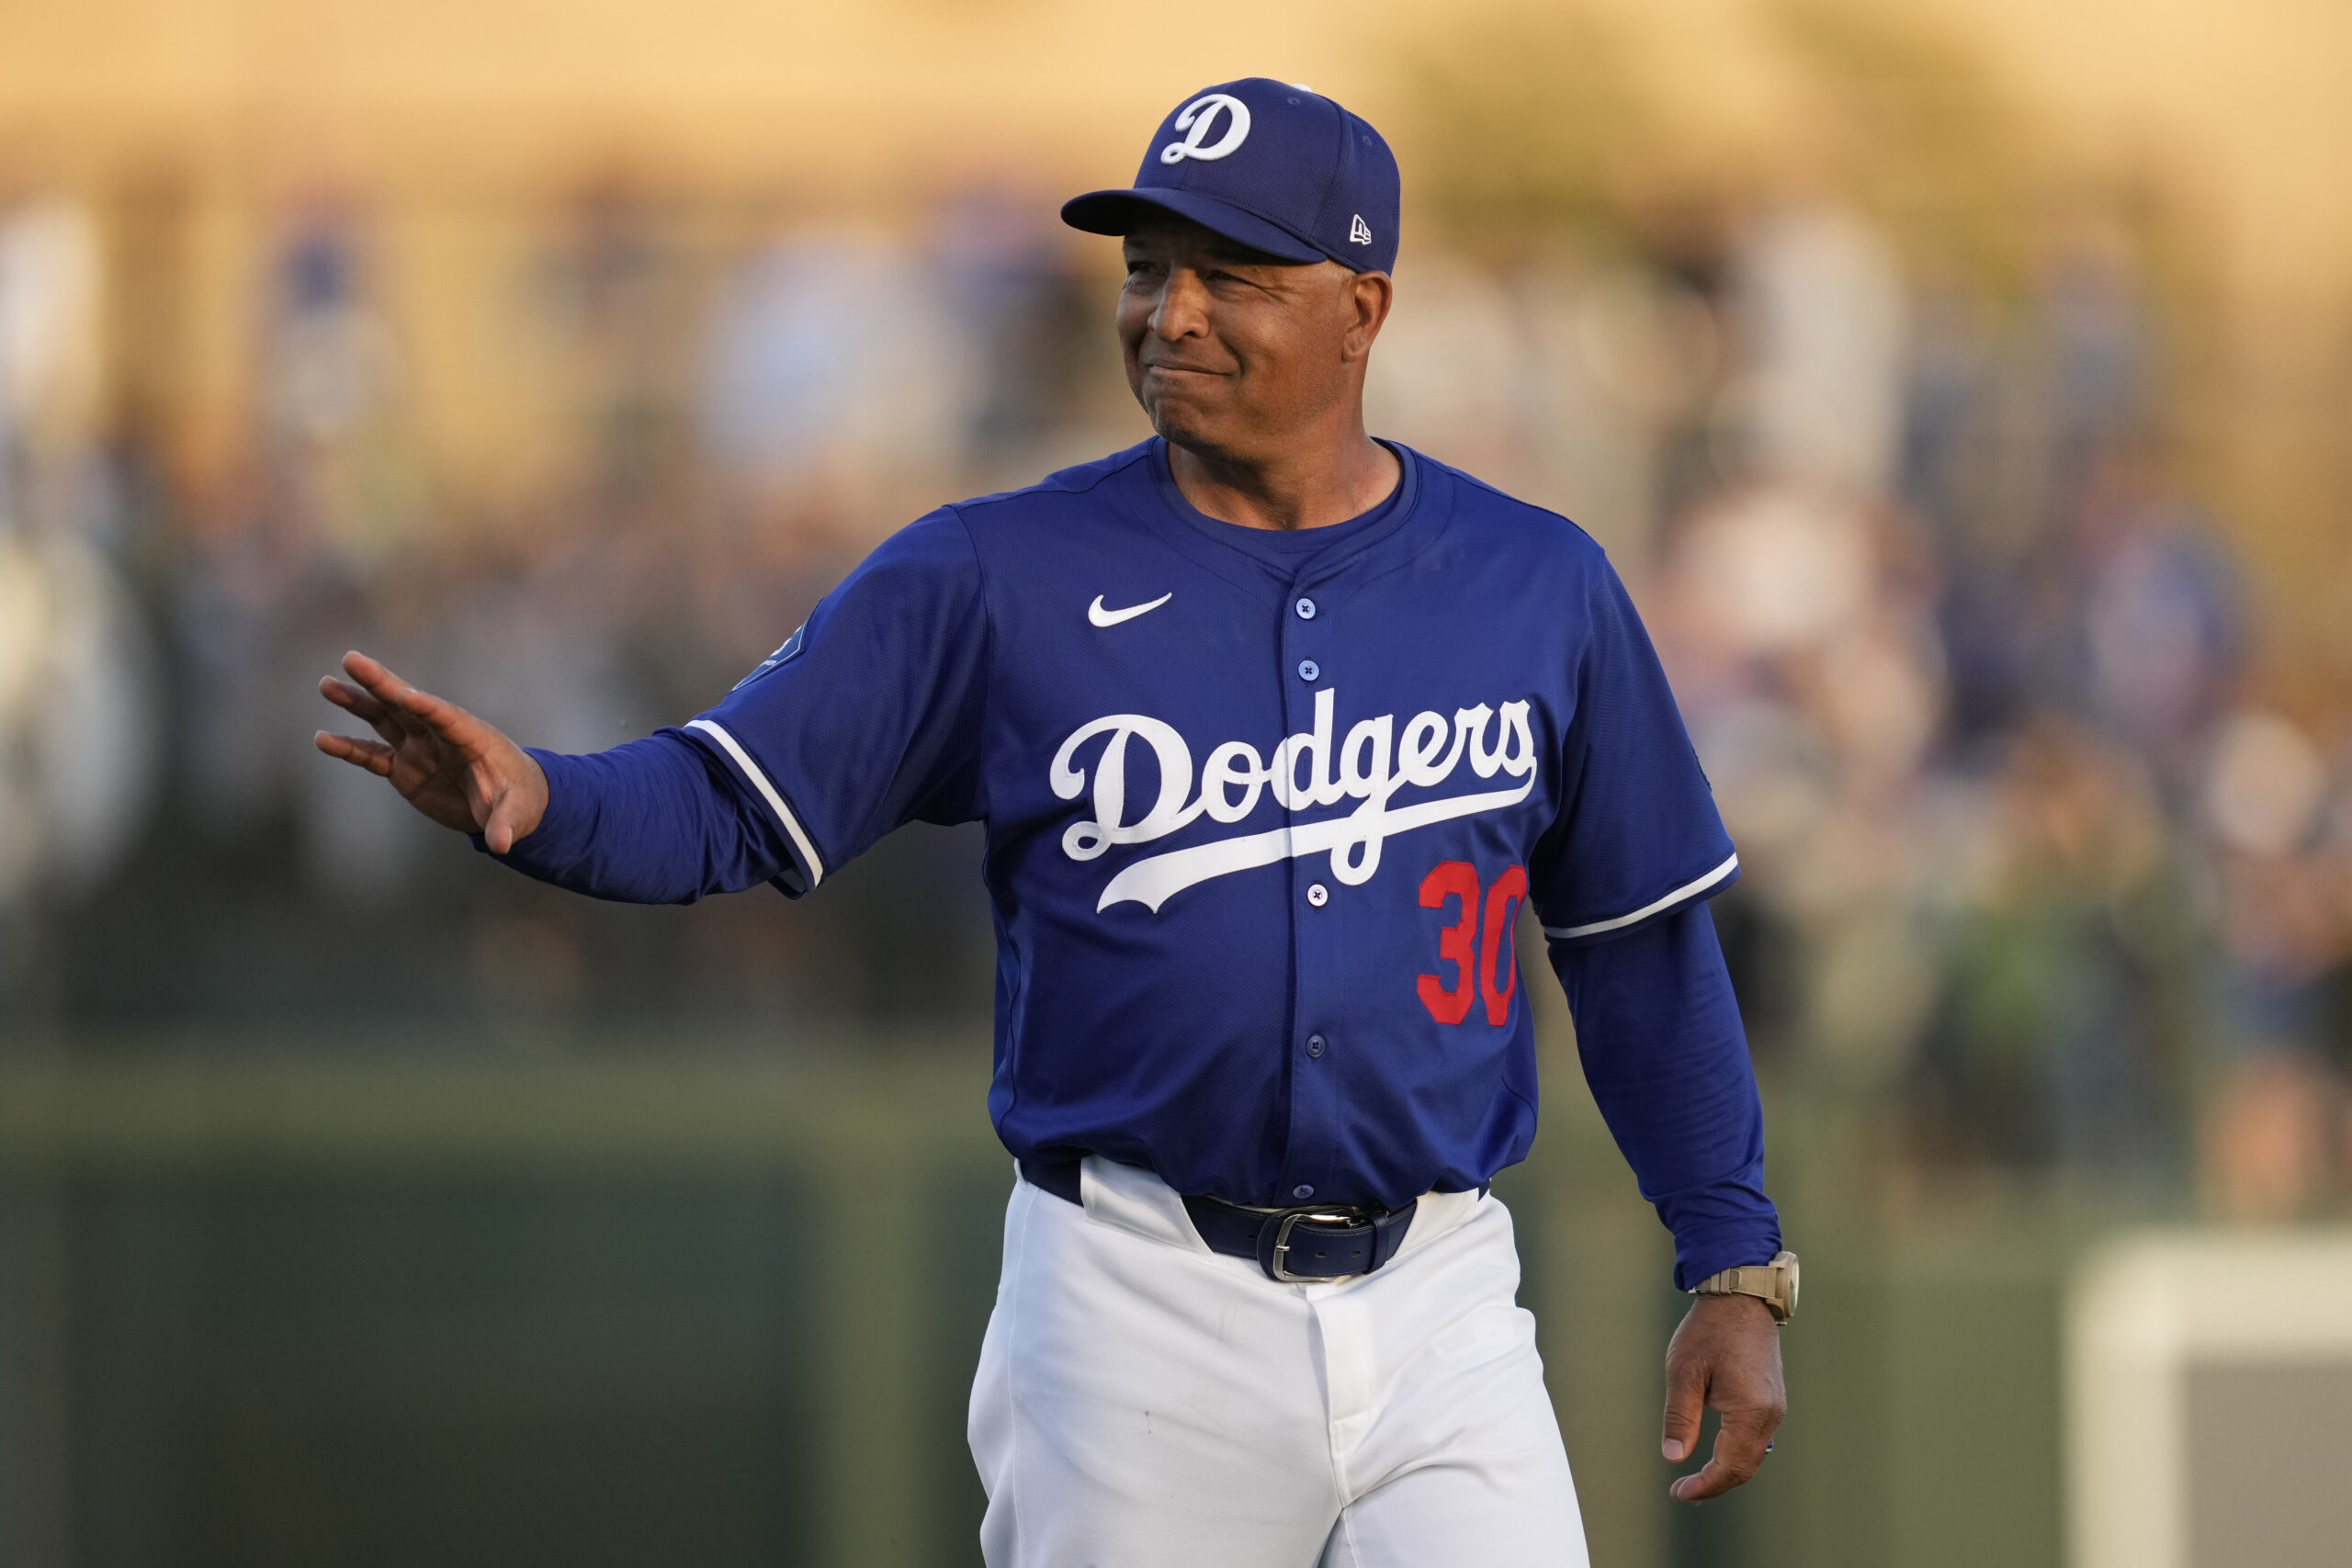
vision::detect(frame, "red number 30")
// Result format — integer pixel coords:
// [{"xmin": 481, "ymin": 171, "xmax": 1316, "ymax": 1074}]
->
[{"xmin": 1416, "ymin": 861, "xmax": 1530, "ymax": 1027}]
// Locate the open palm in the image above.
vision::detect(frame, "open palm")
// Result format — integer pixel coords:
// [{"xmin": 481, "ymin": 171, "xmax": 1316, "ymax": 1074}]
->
[{"xmin": 314, "ymin": 650, "xmax": 548, "ymax": 852}]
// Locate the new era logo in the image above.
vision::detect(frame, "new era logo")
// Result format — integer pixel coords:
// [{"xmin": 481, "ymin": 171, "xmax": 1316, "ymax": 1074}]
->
[{"xmin": 1349, "ymin": 214, "xmax": 1373, "ymax": 245}]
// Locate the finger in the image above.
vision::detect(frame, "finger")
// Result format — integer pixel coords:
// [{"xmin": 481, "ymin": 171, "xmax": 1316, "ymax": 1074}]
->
[
  {"xmin": 314, "ymin": 730, "xmax": 396, "ymax": 776},
  {"xmin": 481, "ymin": 785, "xmax": 521, "ymax": 855},
  {"xmin": 336, "ymin": 651, "xmax": 440, "ymax": 743},
  {"xmin": 1660, "ymin": 1353, "xmax": 1706, "ymax": 1463},
  {"xmin": 1670, "ymin": 1408, "xmax": 1778, "ymax": 1503},
  {"xmin": 338, "ymin": 649, "xmax": 414, "ymax": 705},
  {"xmin": 340, "ymin": 649, "xmax": 481, "ymax": 749},
  {"xmin": 338, "ymin": 650, "xmax": 449, "ymax": 734},
  {"xmin": 319, "ymin": 675, "xmax": 394, "ymax": 726},
  {"xmin": 320, "ymin": 677, "xmax": 410, "ymax": 748}
]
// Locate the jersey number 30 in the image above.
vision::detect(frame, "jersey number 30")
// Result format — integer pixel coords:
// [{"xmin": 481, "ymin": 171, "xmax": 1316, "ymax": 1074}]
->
[{"xmin": 1416, "ymin": 861, "xmax": 1528, "ymax": 1027}]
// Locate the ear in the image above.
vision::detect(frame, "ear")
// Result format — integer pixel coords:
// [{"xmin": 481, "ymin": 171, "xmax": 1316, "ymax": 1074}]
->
[{"xmin": 1340, "ymin": 269, "xmax": 1393, "ymax": 363}]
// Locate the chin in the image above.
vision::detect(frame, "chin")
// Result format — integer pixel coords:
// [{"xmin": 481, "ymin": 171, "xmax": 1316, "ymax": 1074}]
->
[{"xmin": 1145, "ymin": 398, "xmax": 1242, "ymax": 460}]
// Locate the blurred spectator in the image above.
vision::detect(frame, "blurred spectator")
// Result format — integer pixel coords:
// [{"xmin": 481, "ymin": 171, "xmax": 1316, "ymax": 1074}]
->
[
  {"xmin": 0, "ymin": 196, "xmax": 101, "ymax": 462},
  {"xmin": 0, "ymin": 519, "xmax": 163, "ymax": 905},
  {"xmin": 535, "ymin": 179, "xmax": 693, "ymax": 520},
  {"xmin": 1364, "ymin": 256, "xmax": 1522, "ymax": 486},
  {"xmin": 1657, "ymin": 480, "xmax": 1950, "ymax": 1089},
  {"xmin": 1367, "ymin": 256, "xmax": 1709, "ymax": 562},
  {"xmin": 1649, "ymin": 189, "xmax": 1947, "ymax": 1090},
  {"xmin": 178, "ymin": 204, "xmax": 402, "ymax": 862},
  {"xmin": 1731, "ymin": 202, "xmax": 1909, "ymax": 500},
  {"xmin": 1916, "ymin": 716, "xmax": 2196, "ymax": 1171},
  {"xmin": 699, "ymin": 222, "xmax": 979, "ymax": 519},
  {"xmin": 0, "ymin": 197, "xmax": 161, "ymax": 918},
  {"xmin": 932, "ymin": 186, "xmax": 1093, "ymax": 467},
  {"xmin": 256, "ymin": 202, "xmax": 420, "ymax": 566},
  {"xmin": 1563, "ymin": 264, "xmax": 1721, "ymax": 560},
  {"xmin": 2044, "ymin": 215, "xmax": 2154, "ymax": 495},
  {"xmin": 2068, "ymin": 446, "xmax": 2242, "ymax": 793},
  {"xmin": 2198, "ymin": 708, "xmax": 2352, "ymax": 1216}
]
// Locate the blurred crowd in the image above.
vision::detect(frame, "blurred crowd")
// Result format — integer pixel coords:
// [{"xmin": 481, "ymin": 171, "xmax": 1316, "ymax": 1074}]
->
[
  {"xmin": 1551, "ymin": 201, "xmax": 2345, "ymax": 1219},
  {"xmin": 2, "ymin": 171, "xmax": 2347, "ymax": 1215},
  {"xmin": 0, "ymin": 184, "xmax": 1105, "ymax": 1042}
]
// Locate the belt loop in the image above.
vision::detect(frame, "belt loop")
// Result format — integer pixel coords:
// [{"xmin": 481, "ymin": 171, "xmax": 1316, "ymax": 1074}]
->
[{"xmin": 1371, "ymin": 1204, "xmax": 1414, "ymax": 1269}]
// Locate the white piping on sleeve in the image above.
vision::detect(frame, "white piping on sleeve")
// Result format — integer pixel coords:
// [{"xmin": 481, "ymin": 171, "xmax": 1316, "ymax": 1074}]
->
[
  {"xmin": 1544, "ymin": 851, "xmax": 1738, "ymax": 942},
  {"xmin": 685, "ymin": 718, "xmax": 826, "ymax": 890}
]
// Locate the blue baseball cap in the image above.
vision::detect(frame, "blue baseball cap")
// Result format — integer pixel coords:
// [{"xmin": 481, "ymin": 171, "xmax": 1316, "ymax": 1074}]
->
[{"xmin": 1062, "ymin": 78, "xmax": 1400, "ymax": 274}]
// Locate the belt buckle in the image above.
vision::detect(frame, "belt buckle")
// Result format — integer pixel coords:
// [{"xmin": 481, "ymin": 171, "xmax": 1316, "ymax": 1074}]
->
[{"xmin": 1269, "ymin": 1208, "xmax": 1372, "ymax": 1283}]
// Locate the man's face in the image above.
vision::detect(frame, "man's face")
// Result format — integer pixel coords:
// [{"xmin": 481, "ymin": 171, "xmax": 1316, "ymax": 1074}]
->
[{"xmin": 1117, "ymin": 214, "xmax": 1390, "ymax": 464}]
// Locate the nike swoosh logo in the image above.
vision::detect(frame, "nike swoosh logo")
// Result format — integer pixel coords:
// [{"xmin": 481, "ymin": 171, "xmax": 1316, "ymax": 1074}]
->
[{"xmin": 1088, "ymin": 592, "xmax": 1172, "ymax": 627}]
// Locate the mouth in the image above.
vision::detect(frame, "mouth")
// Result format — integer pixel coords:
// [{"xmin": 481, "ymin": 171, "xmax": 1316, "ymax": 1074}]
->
[{"xmin": 1138, "ymin": 360, "xmax": 1230, "ymax": 381}]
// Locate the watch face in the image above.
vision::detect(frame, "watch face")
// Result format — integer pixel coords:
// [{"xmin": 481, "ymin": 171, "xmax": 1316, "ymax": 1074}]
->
[{"xmin": 1781, "ymin": 1251, "xmax": 1800, "ymax": 1318}]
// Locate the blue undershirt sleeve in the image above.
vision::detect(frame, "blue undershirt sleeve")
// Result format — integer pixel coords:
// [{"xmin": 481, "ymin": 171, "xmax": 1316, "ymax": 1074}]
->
[
  {"xmin": 478, "ymin": 732, "xmax": 796, "ymax": 903},
  {"xmin": 1550, "ymin": 902, "xmax": 1781, "ymax": 1291}
]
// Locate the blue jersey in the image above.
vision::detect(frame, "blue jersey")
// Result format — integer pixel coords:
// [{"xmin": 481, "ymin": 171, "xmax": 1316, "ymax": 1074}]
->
[{"xmin": 667, "ymin": 439, "xmax": 1740, "ymax": 1213}]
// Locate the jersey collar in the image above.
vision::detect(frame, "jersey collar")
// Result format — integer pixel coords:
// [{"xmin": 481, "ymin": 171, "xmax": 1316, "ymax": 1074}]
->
[{"xmin": 1137, "ymin": 437, "xmax": 1425, "ymax": 604}]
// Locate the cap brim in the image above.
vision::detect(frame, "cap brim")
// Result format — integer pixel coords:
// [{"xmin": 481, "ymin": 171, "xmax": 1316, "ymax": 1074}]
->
[{"xmin": 1059, "ymin": 188, "xmax": 1328, "ymax": 265}]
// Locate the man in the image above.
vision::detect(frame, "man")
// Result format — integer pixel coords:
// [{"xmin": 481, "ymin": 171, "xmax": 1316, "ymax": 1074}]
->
[{"xmin": 317, "ymin": 78, "xmax": 1791, "ymax": 1567}]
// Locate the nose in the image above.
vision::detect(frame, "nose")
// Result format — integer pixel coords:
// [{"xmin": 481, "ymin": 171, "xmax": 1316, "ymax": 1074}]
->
[{"xmin": 1148, "ymin": 265, "xmax": 1212, "ymax": 342}]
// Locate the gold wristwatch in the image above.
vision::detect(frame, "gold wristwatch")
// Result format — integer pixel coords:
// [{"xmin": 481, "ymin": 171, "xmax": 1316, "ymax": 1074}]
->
[{"xmin": 1692, "ymin": 1250, "xmax": 1799, "ymax": 1324}]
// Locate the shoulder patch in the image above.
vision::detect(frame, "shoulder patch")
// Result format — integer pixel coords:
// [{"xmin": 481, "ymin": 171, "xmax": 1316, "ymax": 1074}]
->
[{"xmin": 731, "ymin": 623, "xmax": 806, "ymax": 690}]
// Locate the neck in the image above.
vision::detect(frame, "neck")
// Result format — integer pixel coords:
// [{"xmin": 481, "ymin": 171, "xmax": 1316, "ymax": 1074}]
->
[{"xmin": 1166, "ymin": 420, "xmax": 1401, "ymax": 532}]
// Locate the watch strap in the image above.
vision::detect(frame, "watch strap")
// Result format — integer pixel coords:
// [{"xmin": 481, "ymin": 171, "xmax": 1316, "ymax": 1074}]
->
[{"xmin": 1693, "ymin": 1251, "xmax": 1796, "ymax": 1322}]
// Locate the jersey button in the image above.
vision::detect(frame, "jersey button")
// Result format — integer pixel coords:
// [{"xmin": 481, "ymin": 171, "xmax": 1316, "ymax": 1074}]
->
[
  {"xmin": 1306, "ymin": 1034, "xmax": 1326, "ymax": 1058},
  {"xmin": 1306, "ymin": 883, "xmax": 1329, "ymax": 908},
  {"xmin": 1292, "ymin": 1184, "xmax": 1316, "ymax": 1200},
  {"xmin": 1295, "ymin": 596, "xmax": 1317, "ymax": 620},
  {"xmin": 1297, "ymin": 659, "xmax": 1320, "ymax": 682}
]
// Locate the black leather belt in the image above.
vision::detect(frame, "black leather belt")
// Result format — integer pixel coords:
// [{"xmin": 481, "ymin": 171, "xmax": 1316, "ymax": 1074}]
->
[{"xmin": 1021, "ymin": 1157, "xmax": 1416, "ymax": 1283}]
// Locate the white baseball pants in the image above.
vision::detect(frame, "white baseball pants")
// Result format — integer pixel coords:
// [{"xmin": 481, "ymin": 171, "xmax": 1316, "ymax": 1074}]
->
[{"xmin": 968, "ymin": 1156, "xmax": 1589, "ymax": 1568}]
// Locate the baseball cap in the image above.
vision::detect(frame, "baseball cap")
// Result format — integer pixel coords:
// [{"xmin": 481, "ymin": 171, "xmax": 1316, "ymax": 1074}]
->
[{"xmin": 1061, "ymin": 78, "xmax": 1400, "ymax": 274}]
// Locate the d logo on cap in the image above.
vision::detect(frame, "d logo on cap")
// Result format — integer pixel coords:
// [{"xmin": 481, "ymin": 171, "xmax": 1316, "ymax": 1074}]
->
[{"xmin": 1159, "ymin": 94, "xmax": 1252, "ymax": 164}]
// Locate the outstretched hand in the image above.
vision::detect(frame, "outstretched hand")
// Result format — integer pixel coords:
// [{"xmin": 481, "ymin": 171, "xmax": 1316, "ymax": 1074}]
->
[
  {"xmin": 1661, "ymin": 1292, "xmax": 1786, "ymax": 1503},
  {"xmin": 314, "ymin": 650, "xmax": 548, "ymax": 853}
]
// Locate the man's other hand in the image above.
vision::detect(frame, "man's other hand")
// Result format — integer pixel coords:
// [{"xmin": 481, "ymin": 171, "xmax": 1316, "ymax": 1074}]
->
[
  {"xmin": 1660, "ymin": 1292, "xmax": 1786, "ymax": 1503},
  {"xmin": 314, "ymin": 650, "xmax": 548, "ymax": 853}
]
